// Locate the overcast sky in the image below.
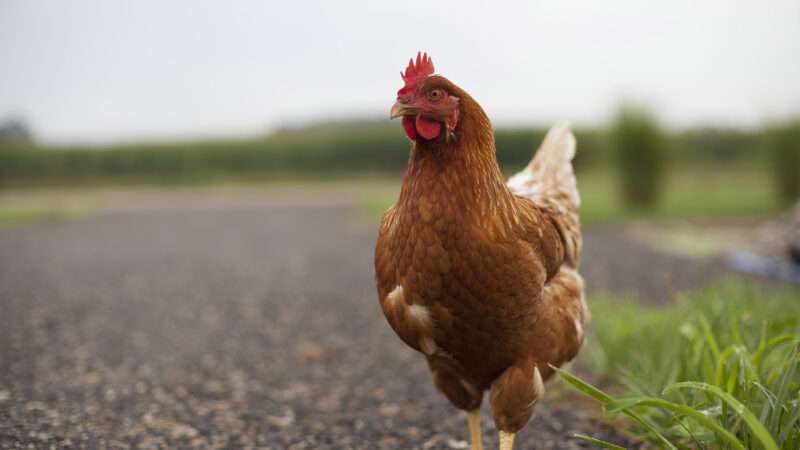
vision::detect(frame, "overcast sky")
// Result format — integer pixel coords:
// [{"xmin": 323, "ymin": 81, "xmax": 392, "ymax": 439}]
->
[{"xmin": 1, "ymin": 0, "xmax": 799, "ymax": 144}]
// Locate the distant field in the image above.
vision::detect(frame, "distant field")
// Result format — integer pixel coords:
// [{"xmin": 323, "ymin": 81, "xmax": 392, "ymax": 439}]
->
[
  {"xmin": 0, "ymin": 118, "xmax": 788, "ymax": 226},
  {"xmin": 0, "ymin": 206, "xmax": 90, "ymax": 228},
  {"xmin": 0, "ymin": 120, "xmax": 773, "ymax": 189},
  {"xmin": 362, "ymin": 164, "xmax": 781, "ymax": 224},
  {"xmin": 0, "ymin": 163, "xmax": 781, "ymax": 230}
]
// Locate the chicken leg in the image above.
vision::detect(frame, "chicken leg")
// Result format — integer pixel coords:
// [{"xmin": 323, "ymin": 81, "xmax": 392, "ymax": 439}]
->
[
  {"xmin": 490, "ymin": 362, "xmax": 545, "ymax": 450},
  {"xmin": 500, "ymin": 431, "xmax": 516, "ymax": 450},
  {"xmin": 466, "ymin": 409, "xmax": 483, "ymax": 450},
  {"xmin": 499, "ymin": 431, "xmax": 515, "ymax": 450}
]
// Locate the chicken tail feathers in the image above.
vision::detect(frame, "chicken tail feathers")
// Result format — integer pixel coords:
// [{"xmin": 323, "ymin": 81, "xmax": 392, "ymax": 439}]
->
[
  {"xmin": 507, "ymin": 122, "xmax": 582, "ymax": 266},
  {"xmin": 507, "ymin": 122, "xmax": 579, "ymax": 210}
]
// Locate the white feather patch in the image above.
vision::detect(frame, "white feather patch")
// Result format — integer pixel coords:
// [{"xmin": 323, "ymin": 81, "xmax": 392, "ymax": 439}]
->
[
  {"xmin": 574, "ymin": 318, "xmax": 584, "ymax": 341},
  {"xmin": 408, "ymin": 304, "xmax": 431, "ymax": 326},
  {"xmin": 385, "ymin": 285, "xmax": 404, "ymax": 304}
]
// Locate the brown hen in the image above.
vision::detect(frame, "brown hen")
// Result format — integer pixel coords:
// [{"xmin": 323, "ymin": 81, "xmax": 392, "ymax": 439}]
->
[{"xmin": 375, "ymin": 53, "xmax": 588, "ymax": 450}]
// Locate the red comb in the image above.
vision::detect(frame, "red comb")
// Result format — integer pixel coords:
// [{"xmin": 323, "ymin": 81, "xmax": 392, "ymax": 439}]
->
[{"xmin": 398, "ymin": 52, "xmax": 434, "ymax": 95}]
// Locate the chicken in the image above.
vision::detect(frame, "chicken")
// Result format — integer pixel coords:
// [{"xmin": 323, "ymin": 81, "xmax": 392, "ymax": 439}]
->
[{"xmin": 374, "ymin": 53, "xmax": 589, "ymax": 450}]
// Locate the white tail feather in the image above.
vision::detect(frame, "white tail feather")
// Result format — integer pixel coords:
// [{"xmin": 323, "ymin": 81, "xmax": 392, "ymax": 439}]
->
[
  {"xmin": 507, "ymin": 122, "xmax": 581, "ymax": 266},
  {"xmin": 507, "ymin": 122, "xmax": 579, "ymax": 211}
]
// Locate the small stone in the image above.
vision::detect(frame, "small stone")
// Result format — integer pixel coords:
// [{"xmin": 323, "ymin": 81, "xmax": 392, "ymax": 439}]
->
[
  {"xmin": 204, "ymin": 380, "xmax": 225, "ymax": 394},
  {"xmin": 296, "ymin": 341, "xmax": 325, "ymax": 361},
  {"xmin": 379, "ymin": 403, "xmax": 400, "ymax": 417},
  {"xmin": 267, "ymin": 410, "xmax": 294, "ymax": 428},
  {"xmin": 447, "ymin": 439, "xmax": 469, "ymax": 449}
]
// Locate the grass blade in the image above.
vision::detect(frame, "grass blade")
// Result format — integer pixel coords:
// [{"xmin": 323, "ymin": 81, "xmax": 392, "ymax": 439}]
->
[
  {"xmin": 752, "ymin": 335, "xmax": 797, "ymax": 366},
  {"xmin": 573, "ymin": 433, "xmax": 628, "ymax": 450},
  {"xmin": 699, "ymin": 316, "xmax": 721, "ymax": 360},
  {"xmin": 776, "ymin": 394, "xmax": 800, "ymax": 446},
  {"xmin": 664, "ymin": 381, "xmax": 779, "ymax": 450},
  {"xmin": 552, "ymin": 365, "xmax": 611, "ymax": 403},
  {"xmin": 554, "ymin": 367, "xmax": 679, "ymax": 450},
  {"xmin": 606, "ymin": 397, "xmax": 746, "ymax": 450},
  {"xmin": 730, "ymin": 310, "xmax": 744, "ymax": 347}
]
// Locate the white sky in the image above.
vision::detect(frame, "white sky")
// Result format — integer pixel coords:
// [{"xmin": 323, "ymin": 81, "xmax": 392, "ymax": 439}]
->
[{"xmin": 1, "ymin": 0, "xmax": 799, "ymax": 144}]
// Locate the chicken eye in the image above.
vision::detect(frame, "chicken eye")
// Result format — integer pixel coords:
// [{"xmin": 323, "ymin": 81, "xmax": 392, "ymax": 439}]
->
[{"xmin": 428, "ymin": 89, "xmax": 443, "ymax": 101}]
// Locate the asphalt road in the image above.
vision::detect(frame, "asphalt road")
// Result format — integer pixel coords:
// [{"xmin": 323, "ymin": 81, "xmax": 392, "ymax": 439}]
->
[{"xmin": 0, "ymin": 204, "xmax": 716, "ymax": 449}]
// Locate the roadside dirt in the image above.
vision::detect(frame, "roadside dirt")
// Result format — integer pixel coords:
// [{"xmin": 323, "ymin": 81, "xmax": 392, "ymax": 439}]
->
[{"xmin": 0, "ymin": 197, "xmax": 727, "ymax": 449}]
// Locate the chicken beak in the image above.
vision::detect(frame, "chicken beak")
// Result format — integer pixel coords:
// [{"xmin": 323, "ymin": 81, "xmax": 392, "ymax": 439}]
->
[{"xmin": 390, "ymin": 102, "xmax": 414, "ymax": 119}]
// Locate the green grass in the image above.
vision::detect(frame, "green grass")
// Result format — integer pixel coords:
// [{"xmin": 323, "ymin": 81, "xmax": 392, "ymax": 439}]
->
[
  {"xmin": 558, "ymin": 281, "xmax": 800, "ymax": 449},
  {"xmin": 363, "ymin": 164, "xmax": 781, "ymax": 224},
  {"xmin": 0, "ymin": 206, "xmax": 90, "ymax": 228}
]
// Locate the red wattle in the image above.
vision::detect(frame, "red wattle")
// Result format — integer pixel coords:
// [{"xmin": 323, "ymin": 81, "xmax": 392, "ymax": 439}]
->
[
  {"xmin": 401, "ymin": 116, "xmax": 417, "ymax": 140},
  {"xmin": 415, "ymin": 115, "xmax": 441, "ymax": 140}
]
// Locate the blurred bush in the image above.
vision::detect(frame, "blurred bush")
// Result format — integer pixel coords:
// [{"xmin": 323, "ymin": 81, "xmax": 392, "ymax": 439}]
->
[
  {"xmin": 0, "ymin": 122, "xmax": 408, "ymax": 187},
  {"xmin": 673, "ymin": 127, "xmax": 763, "ymax": 163},
  {"xmin": 0, "ymin": 117, "xmax": 782, "ymax": 191},
  {"xmin": 0, "ymin": 117, "xmax": 34, "ymax": 150},
  {"xmin": 0, "ymin": 122, "xmax": 568, "ymax": 187},
  {"xmin": 610, "ymin": 105, "xmax": 666, "ymax": 209},
  {"xmin": 765, "ymin": 120, "xmax": 800, "ymax": 206}
]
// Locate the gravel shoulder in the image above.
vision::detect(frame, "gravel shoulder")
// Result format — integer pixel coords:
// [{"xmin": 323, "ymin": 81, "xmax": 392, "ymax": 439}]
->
[{"xmin": 0, "ymin": 200, "xmax": 722, "ymax": 449}]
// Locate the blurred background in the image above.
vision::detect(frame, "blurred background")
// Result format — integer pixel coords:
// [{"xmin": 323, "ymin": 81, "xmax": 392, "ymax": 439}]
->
[
  {"xmin": 1, "ymin": 1, "xmax": 799, "ymax": 449},
  {"xmin": 1, "ymin": 1, "xmax": 799, "ymax": 222}
]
